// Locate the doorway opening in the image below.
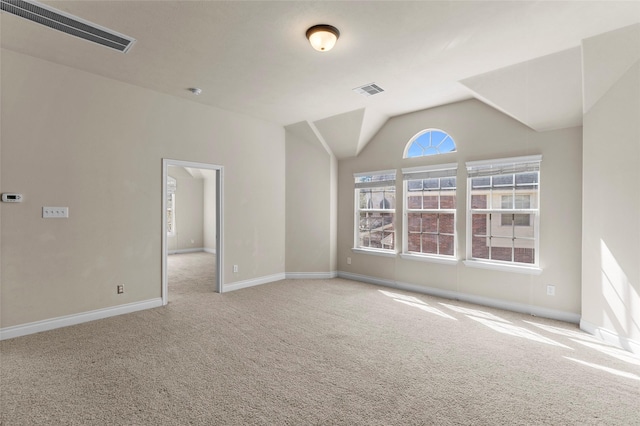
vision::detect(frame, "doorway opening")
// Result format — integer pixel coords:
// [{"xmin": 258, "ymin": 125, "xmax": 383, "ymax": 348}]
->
[{"xmin": 162, "ymin": 159, "xmax": 223, "ymax": 305}]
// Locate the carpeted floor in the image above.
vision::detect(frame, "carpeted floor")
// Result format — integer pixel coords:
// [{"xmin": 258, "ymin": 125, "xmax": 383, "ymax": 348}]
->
[{"xmin": 1, "ymin": 252, "xmax": 639, "ymax": 425}]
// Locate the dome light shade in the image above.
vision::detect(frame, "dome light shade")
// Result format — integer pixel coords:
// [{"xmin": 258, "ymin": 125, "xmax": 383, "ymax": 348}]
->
[{"xmin": 306, "ymin": 24, "xmax": 340, "ymax": 52}]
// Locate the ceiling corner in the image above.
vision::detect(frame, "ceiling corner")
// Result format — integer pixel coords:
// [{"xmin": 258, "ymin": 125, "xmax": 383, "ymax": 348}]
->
[
  {"xmin": 460, "ymin": 47, "xmax": 584, "ymax": 131},
  {"xmin": 313, "ymin": 108, "xmax": 366, "ymax": 160}
]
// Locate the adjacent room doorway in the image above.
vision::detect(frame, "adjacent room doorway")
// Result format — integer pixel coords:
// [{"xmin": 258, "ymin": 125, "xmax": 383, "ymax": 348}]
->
[{"xmin": 162, "ymin": 159, "xmax": 224, "ymax": 305}]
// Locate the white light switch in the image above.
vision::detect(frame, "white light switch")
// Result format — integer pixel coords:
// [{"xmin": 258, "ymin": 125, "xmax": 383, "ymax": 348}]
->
[{"xmin": 43, "ymin": 207, "xmax": 69, "ymax": 218}]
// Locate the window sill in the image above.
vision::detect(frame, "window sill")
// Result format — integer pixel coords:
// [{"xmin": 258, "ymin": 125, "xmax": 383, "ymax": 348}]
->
[
  {"xmin": 351, "ymin": 248, "xmax": 397, "ymax": 258},
  {"xmin": 400, "ymin": 253, "xmax": 458, "ymax": 265},
  {"xmin": 463, "ymin": 260, "xmax": 542, "ymax": 275}
]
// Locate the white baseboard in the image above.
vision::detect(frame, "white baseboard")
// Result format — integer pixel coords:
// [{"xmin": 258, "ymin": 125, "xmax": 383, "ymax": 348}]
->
[
  {"xmin": 337, "ymin": 271, "xmax": 581, "ymax": 324},
  {"xmin": 168, "ymin": 248, "xmax": 204, "ymax": 255},
  {"xmin": 223, "ymin": 271, "xmax": 337, "ymax": 292},
  {"xmin": 223, "ymin": 273, "xmax": 286, "ymax": 293},
  {"xmin": 286, "ymin": 271, "xmax": 338, "ymax": 279},
  {"xmin": 580, "ymin": 319, "xmax": 640, "ymax": 355},
  {"xmin": 0, "ymin": 268, "xmax": 330, "ymax": 340},
  {"xmin": 167, "ymin": 248, "xmax": 216, "ymax": 255},
  {"xmin": 0, "ymin": 298, "xmax": 163, "ymax": 341}
]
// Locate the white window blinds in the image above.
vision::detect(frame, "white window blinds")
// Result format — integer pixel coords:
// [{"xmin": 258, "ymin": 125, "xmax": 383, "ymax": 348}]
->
[
  {"xmin": 402, "ymin": 163, "xmax": 457, "ymax": 180},
  {"xmin": 354, "ymin": 170, "xmax": 396, "ymax": 189},
  {"xmin": 466, "ymin": 155, "xmax": 541, "ymax": 178}
]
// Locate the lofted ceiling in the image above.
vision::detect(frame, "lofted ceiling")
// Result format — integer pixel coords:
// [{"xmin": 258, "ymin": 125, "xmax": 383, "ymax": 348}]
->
[{"xmin": 2, "ymin": 1, "xmax": 639, "ymax": 158}]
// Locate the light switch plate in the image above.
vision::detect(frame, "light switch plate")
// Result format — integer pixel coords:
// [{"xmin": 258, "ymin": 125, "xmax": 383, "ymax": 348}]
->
[{"xmin": 43, "ymin": 207, "xmax": 69, "ymax": 218}]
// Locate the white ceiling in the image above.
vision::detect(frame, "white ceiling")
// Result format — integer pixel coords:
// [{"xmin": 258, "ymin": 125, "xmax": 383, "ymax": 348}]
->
[{"xmin": 2, "ymin": 1, "xmax": 639, "ymax": 158}]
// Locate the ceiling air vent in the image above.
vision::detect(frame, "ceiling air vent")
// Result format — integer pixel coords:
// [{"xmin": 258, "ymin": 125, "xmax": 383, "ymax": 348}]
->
[
  {"xmin": 0, "ymin": 0, "xmax": 136, "ymax": 53},
  {"xmin": 353, "ymin": 83, "xmax": 385, "ymax": 97}
]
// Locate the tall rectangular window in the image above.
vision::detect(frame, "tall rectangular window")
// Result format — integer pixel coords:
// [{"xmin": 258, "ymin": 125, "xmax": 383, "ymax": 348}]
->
[
  {"xmin": 466, "ymin": 155, "xmax": 541, "ymax": 266},
  {"xmin": 354, "ymin": 170, "xmax": 396, "ymax": 253},
  {"xmin": 402, "ymin": 164, "xmax": 457, "ymax": 259}
]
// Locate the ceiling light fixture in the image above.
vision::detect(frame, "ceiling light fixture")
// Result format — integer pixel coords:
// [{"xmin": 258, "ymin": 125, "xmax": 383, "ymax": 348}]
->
[
  {"xmin": 188, "ymin": 88, "xmax": 202, "ymax": 95},
  {"xmin": 306, "ymin": 24, "xmax": 340, "ymax": 52}
]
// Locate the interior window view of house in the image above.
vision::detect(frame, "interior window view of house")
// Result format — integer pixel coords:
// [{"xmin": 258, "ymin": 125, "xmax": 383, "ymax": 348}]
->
[{"xmin": 1, "ymin": 1, "xmax": 639, "ymax": 424}]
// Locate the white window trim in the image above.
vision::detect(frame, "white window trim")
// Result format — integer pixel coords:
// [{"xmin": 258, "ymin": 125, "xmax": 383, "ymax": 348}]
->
[
  {"xmin": 400, "ymin": 253, "xmax": 459, "ymax": 265},
  {"xmin": 352, "ymin": 247, "xmax": 397, "ymax": 258},
  {"xmin": 403, "ymin": 129, "xmax": 457, "ymax": 158},
  {"xmin": 353, "ymin": 170, "xmax": 397, "ymax": 254},
  {"xmin": 402, "ymin": 164, "xmax": 458, "ymax": 261},
  {"xmin": 463, "ymin": 259, "xmax": 542, "ymax": 275},
  {"xmin": 465, "ymin": 155, "xmax": 541, "ymax": 269}
]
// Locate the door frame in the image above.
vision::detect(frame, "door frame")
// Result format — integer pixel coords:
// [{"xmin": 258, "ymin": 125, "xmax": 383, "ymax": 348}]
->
[{"xmin": 162, "ymin": 158, "xmax": 224, "ymax": 305}]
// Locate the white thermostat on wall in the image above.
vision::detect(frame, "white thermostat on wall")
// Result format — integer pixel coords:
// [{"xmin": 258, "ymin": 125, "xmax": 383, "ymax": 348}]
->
[{"xmin": 1, "ymin": 193, "xmax": 23, "ymax": 203}]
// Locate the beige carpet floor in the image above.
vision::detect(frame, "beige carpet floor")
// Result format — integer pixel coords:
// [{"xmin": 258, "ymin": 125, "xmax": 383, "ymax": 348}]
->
[{"xmin": 1, "ymin": 252, "xmax": 639, "ymax": 425}]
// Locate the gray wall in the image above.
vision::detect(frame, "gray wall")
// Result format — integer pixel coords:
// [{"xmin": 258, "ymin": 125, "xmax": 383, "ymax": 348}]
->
[
  {"xmin": 285, "ymin": 123, "xmax": 334, "ymax": 274},
  {"xmin": 167, "ymin": 167, "xmax": 204, "ymax": 253},
  {"xmin": 338, "ymin": 99, "xmax": 583, "ymax": 319},
  {"xmin": 581, "ymin": 24, "xmax": 640, "ymax": 351},
  {"xmin": 0, "ymin": 49, "xmax": 285, "ymax": 328}
]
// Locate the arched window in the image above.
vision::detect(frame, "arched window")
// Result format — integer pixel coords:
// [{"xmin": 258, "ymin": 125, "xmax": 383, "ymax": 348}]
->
[{"xmin": 404, "ymin": 129, "xmax": 456, "ymax": 158}]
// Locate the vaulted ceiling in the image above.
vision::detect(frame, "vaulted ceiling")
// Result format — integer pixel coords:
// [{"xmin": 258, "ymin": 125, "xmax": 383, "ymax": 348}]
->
[{"xmin": 2, "ymin": 1, "xmax": 639, "ymax": 158}]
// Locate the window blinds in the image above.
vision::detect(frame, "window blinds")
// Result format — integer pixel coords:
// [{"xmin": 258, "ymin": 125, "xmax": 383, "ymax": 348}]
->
[
  {"xmin": 354, "ymin": 170, "xmax": 396, "ymax": 189},
  {"xmin": 402, "ymin": 163, "xmax": 457, "ymax": 180},
  {"xmin": 466, "ymin": 155, "xmax": 541, "ymax": 178}
]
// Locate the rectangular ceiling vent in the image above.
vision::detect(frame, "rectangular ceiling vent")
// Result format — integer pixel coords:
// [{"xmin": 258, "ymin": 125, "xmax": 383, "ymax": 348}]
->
[
  {"xmin": 353, "ymin": 83, "xmax": 385, "ymax": 97},
  {"xmin": 1, "ymin": 0, "xmax": 136, "ymax": 53}
]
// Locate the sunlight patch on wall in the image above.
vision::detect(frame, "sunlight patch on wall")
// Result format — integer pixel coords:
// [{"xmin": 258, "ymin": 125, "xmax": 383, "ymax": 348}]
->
[{"xmin": 600, "ymin": 240, "xmax": 640, "ymax": 340}]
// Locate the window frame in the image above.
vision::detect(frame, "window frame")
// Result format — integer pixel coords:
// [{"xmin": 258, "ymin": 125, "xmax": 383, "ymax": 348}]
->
[
  {"xmin": 465, "ymin": 155, "xmax": 542, "ymax": 272},
  {"xmin": 401, "ymin": 163, "xmax": 458, "ymax": 263},
  {"xmin": 353, "ymin": 170, "xmax": 397, "ymax": 255},
  {"xmin": 403, "ymin": 129, "xmax": 457, "ymax": 158}
]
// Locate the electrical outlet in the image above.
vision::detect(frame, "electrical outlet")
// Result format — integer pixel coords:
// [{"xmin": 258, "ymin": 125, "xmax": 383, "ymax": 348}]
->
[
  {"xmin": 347, "ymin": 257, "xmax": 352, "ymax": 265},
  {"xmin": 43, "ymin": 207, "xmax": 69, "ymax": 218},
  {"xmin": 546, "ymin": 285, "xmax": 555, "ymax": 296},
  {"xmin": 233, "ymin": 265, "xmax": 238, "ymax": 273},
  {"xmin": 117, "ymin": 284, "xmax": 124, "ymax": 294}
]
